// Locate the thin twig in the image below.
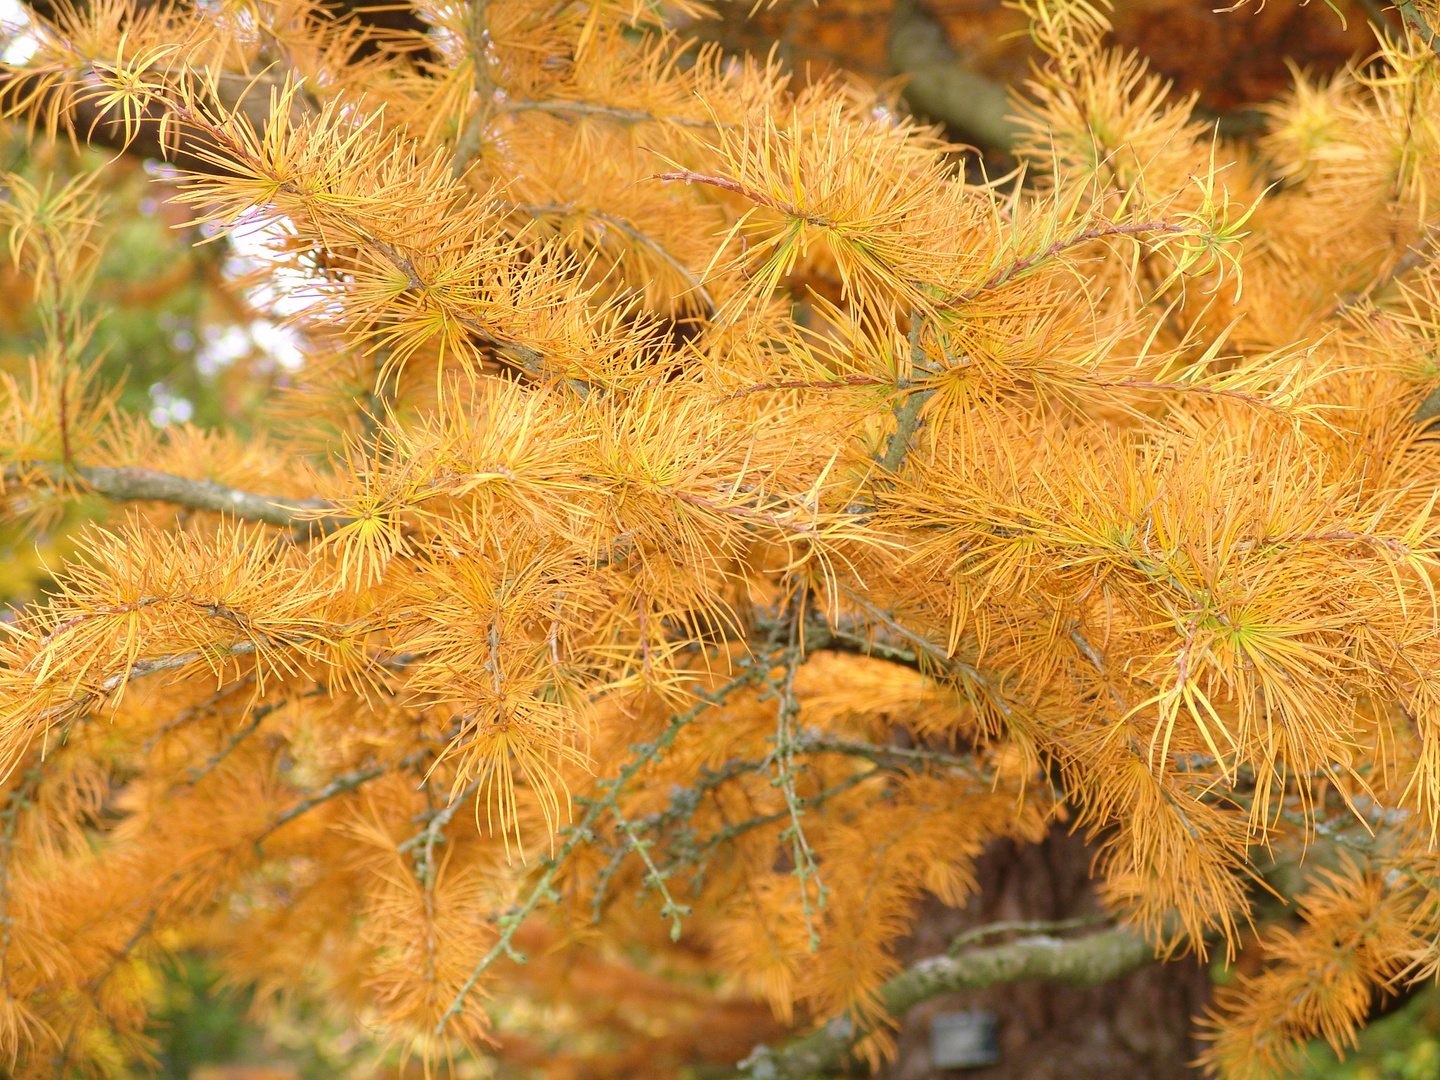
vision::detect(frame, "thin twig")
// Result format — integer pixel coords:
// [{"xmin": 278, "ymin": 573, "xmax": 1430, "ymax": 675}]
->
[
  {"xmin": 949, "ymin": 220, "xmax": 1189, "ymax": 305},
  {"xmin": 765, "ymin": 597, "xmax": 826, "ymax": 949},
  {"xmin": 503, "ymin": 99, "xmax": 718, "ymax": 128},
  {"xmin": 1396, "ymin": 0, "xmax": 1440, "ymax": 54},
  {"xmin": 451, "ymin": 0, "xmax": 493, "ymax": 178},
  {"xmin": 1332, "ymin": 222, "xmax": 1440, "ymax": 318},
  {"xmin": 946, "ymin": 915, "xmax": 1113, "ymax": 955},
  {"xmin": 434, "ymin": 665, "xmax": 765, "ymax": 1037},
  {"xmin": 185, "ymin": 694, "xmax": 314, "ymax": 783},
  {"xmin": 252, "ymin": 765, "xmax": 387, "ymax": 855},
  {"xmin": 507, "ymin": 201, "xmax": 717, "ymax": 314},
  {"xmin": 792, "ymin": 732, "xmax": 990, "ymax": 782},
  {"xmin": 876, "ymin": 310, "xmax": 937, "ymax": 474},
  {"xmin": 611, "ymin": 800, "xmax": 691, "ymax": 941}
]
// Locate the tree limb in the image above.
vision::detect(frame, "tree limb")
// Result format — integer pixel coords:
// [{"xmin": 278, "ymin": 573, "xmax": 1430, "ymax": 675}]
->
[
  {"xmin": 886, "ymin": 0, "xmax": 1021, "ymax": 151},
  {"xmin": 1416, "ymin": 385, "xmax": 1440, "ymax": 426},
  {"xmin": 736, "ymin": 925, "xmax": 1156, "ymax": 1079},
  {"xmin": 1396, "ymin": 0, "xmax": 1440, "ymax": 54},
  {"xmin": 5, "ymin": 462, "xmax": 338, "ymax": 529},
  {"xmin": 502, "ymin": 99, "xmax": 719, "ymax": 127}
]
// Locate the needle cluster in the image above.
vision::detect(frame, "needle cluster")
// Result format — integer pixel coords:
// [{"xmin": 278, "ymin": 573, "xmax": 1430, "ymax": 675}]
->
[{"xmin": 0, "ymin": 0, "xmax": 1439, "ymax": 1075}]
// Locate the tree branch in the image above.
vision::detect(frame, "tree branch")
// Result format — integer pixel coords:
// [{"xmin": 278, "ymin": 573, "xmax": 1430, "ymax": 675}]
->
[
  {"xmin": 501, "ymin": 99, "xmax": 719, "ymax": 128},
  {"xmin": 1396, "ymin": 0, "xmax": 1440, "ymax": 54},
  {"xmin": 791, "ymin": 732, "xmax": 989, "ymax": 782},
  {"xmin": 0, "ymin": 64, "xmax": 313, "ymax": 175},
  {"xmin": 434, "ymin": 665, "xmax": 767, "ymax": 1037},
  {"xmin": 252, "ymin": 764, "xmax": 387, "ymax": 855},
  {"xmin": 1416, "ymin": 385, "xmax": 1440, "ymax": 426},
  {"xmin": 737, "ymin": 925, "xmax": 1156, "ymax": 1078},
  {"xmin": 5, "ymin": 462, "xmax": 338, "ymax": 530},
  {"xmin": 951, "ymin": 220, "xmax": 1190, "ymax": 305},
  {"xmin": 451, "ymin": 0, "xmax": 494, "ymax": 178},
  {"xmin": 886, "ymin": 0, "xmax": 1021, "ymax": 151},
  {"xmin": 506, "ymin": 201, "xmax": 717, "ymax": 314}
]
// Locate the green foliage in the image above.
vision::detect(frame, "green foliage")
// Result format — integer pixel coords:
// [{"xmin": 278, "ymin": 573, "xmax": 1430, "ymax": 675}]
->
[
  {"xmin": 145, "ymin": 955, "xmax": 261, "ymax": 1080},
  {"xmin": 1303, "ymin": 988, "xmax": 1440, "ymax": 1080}
]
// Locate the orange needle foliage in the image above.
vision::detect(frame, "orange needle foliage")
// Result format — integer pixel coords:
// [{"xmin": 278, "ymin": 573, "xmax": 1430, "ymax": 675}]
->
[{"xmin": 0, "ymin": 0, "xmax": 1439, "ymax": 1075}]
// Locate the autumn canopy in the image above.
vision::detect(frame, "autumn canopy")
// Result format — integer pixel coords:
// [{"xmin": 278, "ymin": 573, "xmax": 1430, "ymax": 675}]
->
[{"xmin": 0, "ymin": 0, "xmax": 1437, "ymax": 1074}]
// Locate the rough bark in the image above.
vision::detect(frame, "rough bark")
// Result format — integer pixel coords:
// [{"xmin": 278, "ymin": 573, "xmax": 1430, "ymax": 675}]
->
[
  {"xmin": 737, "ymin": 826, "xmax": 1210, "ymax": 1079},
  {"xmin": 739, "ymin": 926, "xmax": 1158, "ymax": 1079},
  {"xmin": 881, "ymin": 827, "xmax": 1211, "ymax": 1080}
]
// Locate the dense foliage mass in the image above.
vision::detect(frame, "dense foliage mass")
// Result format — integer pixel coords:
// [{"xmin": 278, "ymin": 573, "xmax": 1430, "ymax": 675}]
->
[{"xmin": 1, "ymin": 0, "xmax": 1440, "ymax": 1075}]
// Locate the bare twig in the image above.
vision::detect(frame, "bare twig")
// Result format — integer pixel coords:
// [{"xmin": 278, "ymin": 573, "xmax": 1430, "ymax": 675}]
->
[{"xmin": 765, "ymin": 602, "xmax": 826, "ymax": 949}]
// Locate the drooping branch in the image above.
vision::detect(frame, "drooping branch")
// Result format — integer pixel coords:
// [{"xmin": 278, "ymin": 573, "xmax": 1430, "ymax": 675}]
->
[
  {"xmin": 434, "ymin": 664, "xmax": 768, "ymax": 1037},
  {"xmin": 737, "ymin": 925, "xmax": 1157, "ymax": 1078}
]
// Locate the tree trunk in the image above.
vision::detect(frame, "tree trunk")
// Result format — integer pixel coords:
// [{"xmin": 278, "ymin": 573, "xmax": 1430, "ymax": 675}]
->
[{"xmin": 882, "ymin": 826, "xmax": 1212, "ymax": 1080}]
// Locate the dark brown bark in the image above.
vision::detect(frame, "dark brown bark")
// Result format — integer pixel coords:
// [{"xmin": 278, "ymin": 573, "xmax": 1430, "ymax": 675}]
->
[
  {"xmin": 2, "ymin": 0, "xmax": 433, "ymax": 174},
  {"xmin": 20, "ymin": 0, "xmax": 434, "ymax": 60},
  {"xmin": 882, "ymin": 826, "xmax": 1211, "ymax": 1080}
]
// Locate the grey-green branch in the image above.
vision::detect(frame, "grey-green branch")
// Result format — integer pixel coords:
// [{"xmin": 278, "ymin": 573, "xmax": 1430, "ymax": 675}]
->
[
  {"xmin": 5, "ymin": 463, "xmax": 335, "ymax": 529},
  {"xmin": 736, "ymin": 925, "xmax": 1157, "ymax": 1079}
]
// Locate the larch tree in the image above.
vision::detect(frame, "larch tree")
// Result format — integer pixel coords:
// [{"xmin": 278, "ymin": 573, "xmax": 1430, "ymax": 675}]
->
[{"xmin": 0, "ymin": 0, "xmax": 1437, "ymax": 1076}]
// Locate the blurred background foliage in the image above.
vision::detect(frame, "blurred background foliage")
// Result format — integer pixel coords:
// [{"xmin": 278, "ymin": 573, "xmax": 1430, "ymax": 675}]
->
[
  {"xmin": 696, "ymin": 0, "xmax": 1383, "ymax": 111},
  {"xmin": 138, "ymin": 961, "xmax": 1440, "ymax": 1078},
  {"xmin": 0, "ymin": 125, "xmax": 286, "ymax": 609},
  {"xmin": 0, "ymin": 0, "xmax": 1433, "ymax": 1075},
  {"xmin": 142, "ymin": 952, "xmax": 430, "ymax": 1080},
  {"xmin": 1300, "ymin": 987, "xmax": 1440, "ymax": 1080}
]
